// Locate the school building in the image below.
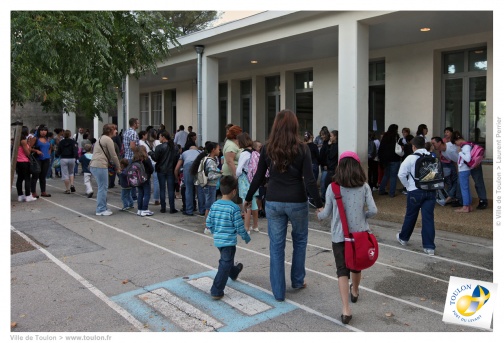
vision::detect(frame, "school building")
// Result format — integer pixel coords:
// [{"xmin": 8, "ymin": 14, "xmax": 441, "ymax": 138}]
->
[{"xmin": 103, "ymin": 10, "xmax": 493, "ymax": 198}]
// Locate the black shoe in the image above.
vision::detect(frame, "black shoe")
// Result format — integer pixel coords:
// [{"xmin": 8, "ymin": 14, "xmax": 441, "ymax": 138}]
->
[
  {"xmin": 451, "ymin": 200, "xmax": 463, "ymax": 207},
  {"xmin": 350, "ymin": 283, "xmax": 359, "ymax": 303},
  {"xmin": 70, "ymin": 185, "xmax": 76, "ymax": 192},
  {"xmin": 258, "ymin": 210, "xmax": 266, "ymax": 218},
  {"xmin": 230, "ymin": 263, "xmax": 243, "ymax": 281},
  {"xmin": 87, "ymin": 192, "xmax": 93, "ymax": 198},
  {"xmin": 477, "ymin": 200, "xmax": 488, "ymax": 210},
  {"xmin": 197, "ymin": 212, "xmax": 205, "ymax": 217},
  {"xmin": 341, "ymin": 314, "xmax": 352, "ymax": 325},
  {"xmin": 182, "ymin": 211, "xmax": 193, "ymax": 216},
  {"xmin": 378, "ymin": 191, "xmax": 388, "ymax": 196},
  {"xmin": 160, "ymin": 208, "xmax": 166, "ymax": 213},
  {"xmin": 170, "ymin": 209, "xmax": 179, "ymax": 214}
]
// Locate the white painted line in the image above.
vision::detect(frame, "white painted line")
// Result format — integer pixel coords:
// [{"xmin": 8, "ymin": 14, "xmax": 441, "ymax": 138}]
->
[
  {"xmin": 10, "ymin": 226, "xmax": 149, "ymax": 332},
  {"xmin": 187, "ymin": 277, "xmax": 272, "ymax": 315},
  {"xmin": 140, "ymin": 288, "xmax": 223, "ymax": 331}
]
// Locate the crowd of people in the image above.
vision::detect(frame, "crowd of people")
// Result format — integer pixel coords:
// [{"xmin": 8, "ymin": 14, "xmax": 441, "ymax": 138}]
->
[{"xmin": 12, "ymin": 112, "xmax": 489, "ymax": 326}]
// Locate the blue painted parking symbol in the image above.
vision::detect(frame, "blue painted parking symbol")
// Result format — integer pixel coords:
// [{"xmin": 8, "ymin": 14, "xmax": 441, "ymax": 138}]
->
[{"xmin": 112, "ymin": 271, "xmax": 297, "ymax": 332}]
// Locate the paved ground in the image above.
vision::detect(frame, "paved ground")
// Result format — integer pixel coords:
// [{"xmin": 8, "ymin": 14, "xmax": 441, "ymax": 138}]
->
[{"xmin": 8, "ymin": 174, "xmax": 496, "ymax": 339}]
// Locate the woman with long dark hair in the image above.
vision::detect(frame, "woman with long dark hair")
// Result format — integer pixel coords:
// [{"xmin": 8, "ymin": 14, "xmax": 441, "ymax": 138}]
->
[
  {"xmin": 32, "ymin": 126, "xmax": 52, "ymax": 197},
  {"xmin": 377, "ymin": 124, "xmax": 402, "ymax": 197},
  {"xmin": 244, "ymin": 109, "xmax": 324, "ymax": 302},
  {"xmin": 15, "ymin": 126, "xmax": 37, "ymax": 202}
]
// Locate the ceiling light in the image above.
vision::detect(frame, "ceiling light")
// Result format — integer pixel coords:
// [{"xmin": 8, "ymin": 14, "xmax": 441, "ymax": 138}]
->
[
  {"xmin": 162, "ymin": 76, "xmax": 168, "ymax": 80},
  {"xmin": 250, "ymin": 60, "xmax": 258, "ymax": 64},
  {"xmin": 420, "ymin": 27, "xmax": 431, "ymax": 32}
]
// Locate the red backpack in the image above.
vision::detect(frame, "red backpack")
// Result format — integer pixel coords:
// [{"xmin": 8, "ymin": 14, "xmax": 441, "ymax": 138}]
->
[{"xmin": 461, "ymin": 142, "xmax": 485, "ymax": 169}]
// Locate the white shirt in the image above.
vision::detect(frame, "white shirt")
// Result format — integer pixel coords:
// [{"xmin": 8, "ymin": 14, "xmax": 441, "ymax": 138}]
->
[
  {"xmin": 173, "ymin": 130, "xmax": 188, "ymax": 147},
  {"xmin": 235, "ymin": 149, "xmax": 251, "ymax": 178},
  {"xmin": 398, "ymin": 148, "xmax": 430, "ymax": 191},
  {"xmin": 441, "ymin": 142, "xmax": 458, "ymax": 163},
  {"xmin": 457, "ymin": 144, "xmax": 472, "ymax": 172}
]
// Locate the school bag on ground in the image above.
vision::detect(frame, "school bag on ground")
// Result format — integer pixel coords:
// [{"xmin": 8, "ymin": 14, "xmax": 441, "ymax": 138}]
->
[
  {"xmin": 461, "ymin": 142, "xmax": 485, "ymax": 169},
  {"xmin": 196, "ymin": 157, "xmax": 210, "ymax": 187},
  {"xmin": 409, "ymin": 153, "xmax": 444, "ymax": 190},
  {"xmin": 125, "ymin": 161, "xmax": 148, "ymax": 187}
]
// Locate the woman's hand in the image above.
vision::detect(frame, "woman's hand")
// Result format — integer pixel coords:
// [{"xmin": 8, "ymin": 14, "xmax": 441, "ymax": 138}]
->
[{"xmin": 243, "ymin": 200, "xmax": 252, "ymax": 210}]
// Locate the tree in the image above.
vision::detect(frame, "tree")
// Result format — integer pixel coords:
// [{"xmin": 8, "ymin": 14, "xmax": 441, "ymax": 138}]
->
[
  {"xmin": 159, "ymin": 11, "xmax": 220, "ymax": 36},
  {"xmin": 11, "ymin": 11, "xmax": 180, "ymax": 118}
]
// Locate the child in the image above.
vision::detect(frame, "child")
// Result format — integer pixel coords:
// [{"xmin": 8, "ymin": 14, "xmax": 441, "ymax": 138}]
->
[
  {"xmin": 206, "ymin": 175, "xmax": 251, "ymax": 300},
  {"xmin": 253, "ymin": 140, "xmax": 267, "ymax": 218},
  {"xmin": 78, "ymin": 144, "xmax": 94, "ymax": 198},
  {"xmin": 133, "ymin": 146, "xmax": 154, "ymax": 217},
  {"xmin": 119, "ymin": 158, "xmax": 134, "ymax": 211},
  {"xmin": 236, "ymin": 132, "xmax": 259, "ymax": 233},
  {"xmin": 316, "ymin": 151, "xmax": 377, "ymax": 325}
]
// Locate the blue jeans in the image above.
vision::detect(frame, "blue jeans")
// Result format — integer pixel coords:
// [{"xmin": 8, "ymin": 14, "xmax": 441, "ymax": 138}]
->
[
  {"xmin": 398, "ymin": 189, "xmax": 436, "ymax": 250},
  {"xmin": 470, "ymin": 164, "xmax": 487, "ymax": 201},
  {"xmin": 158, "ymin": 171, "xmax": 175, "ymax": 211},
  {"xmin": 152, "ymin": 171, "xmax": 160, "ymax": 201},
  {"xmin": 265, "ymin": 201, "xmax": 309, "ymax": 301},
  {"xmin": 459, "ymin": 170, "xmax": 472, "ymax": 206},
  {"xmin": 197, "ymin": 185, "xmax": 206, "ymax": 215},
  {"xmin": 211, "ymin": 246, "xmax": 241, "ymax": 297},
  {"xmin": 320, "ymin": 169, "xmax": 328, "ymax": 199},
  {"xmin": 203, "ymin": 185, "xmax": 217, "ymax": 211},
  {"xmin": 379, "ymin": 161, "xmax": 401, "ymax": 197},
  {"xmin": 90, "ymin": 167, "xmax": 109, "ymax": 213},
  {"xmin": 121, "ymin": 188, "xmax": 134, "ymax": 208},
  {"xmin": 183, "ymin": 171, "xmax": 195, "ymax": 214},
  {"xmin": 137, "ymin": 181, "xmax": 151, "ymax": 211}
]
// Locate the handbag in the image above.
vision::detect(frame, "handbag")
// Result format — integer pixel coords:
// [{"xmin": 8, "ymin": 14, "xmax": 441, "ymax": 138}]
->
[
  {"xmin": 52, "ymin": 157, "xmax": 61, "ymax": 169},
  {"xmin": 331, "ymin": 182, "xmax": 379, "ymax": 271},
  {"xmin": 29, "ymin": 153, "xmax": 41, "ymax": 174},
  {"xmin": 395, "ymin": 138, "xmax": 404, "ymax": 157}
]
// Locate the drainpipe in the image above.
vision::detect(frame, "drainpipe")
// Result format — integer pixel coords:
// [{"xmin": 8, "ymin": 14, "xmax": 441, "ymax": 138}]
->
[
  {"xmin": 194, "ymin": 45, "xmax": 204, "ymax": 146},
  {"xmin": 122, "ymin": 77, "xmax": 127, "ymax": 133}
]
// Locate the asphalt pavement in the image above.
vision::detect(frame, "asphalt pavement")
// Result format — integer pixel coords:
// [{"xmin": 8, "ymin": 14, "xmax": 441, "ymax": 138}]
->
[{"xmin": 8, "ymin": 174, "xmax": 495, "ymax": 339}]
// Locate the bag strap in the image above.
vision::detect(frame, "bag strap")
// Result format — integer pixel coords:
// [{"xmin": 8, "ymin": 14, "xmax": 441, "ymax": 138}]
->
[
  {"xmin": 98, "ymin": 136, "xmax": 111, "ymax": 163},
  {"xmin": 331, "ymin": 182, "xmax": 350, "ymax": 238}
]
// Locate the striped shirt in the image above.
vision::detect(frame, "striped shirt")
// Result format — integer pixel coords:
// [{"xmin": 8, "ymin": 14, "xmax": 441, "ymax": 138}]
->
[
  {"xmin": 206, "ymin": 199, "xmax": 250, "ymax": 248},
  {"xmin": 123, "ymin": 128, "xmax": 138, "ymax": 160}
]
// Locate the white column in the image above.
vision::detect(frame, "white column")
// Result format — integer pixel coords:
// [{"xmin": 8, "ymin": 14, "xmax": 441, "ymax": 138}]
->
[
  {"xmin": 126, "ymin": 75, "xmax": 140, "ymax": 125},
  {"xmin": 202, "ymin": 56, "xmax": 219, "ymax": 144},
  {"xmin": 338, "ymin": 20, "xmax": 369, "ymax": 164},
  {"xmin": 63, "ymin": 111, "xmax": 76, "ymax": 133},
  {"xmin": 93, "ymin": 115, "xmax": 105, "ymax": 138}
]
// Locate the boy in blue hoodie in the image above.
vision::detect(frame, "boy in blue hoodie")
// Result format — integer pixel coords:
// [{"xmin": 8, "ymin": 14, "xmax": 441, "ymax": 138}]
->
[
  {"xmin": 206, "ymin": 175, "xmax": 251, "ymax": 300},
  {"xmin": 79, "ymin": 144, "xmax": 93, "ymax": 198}
]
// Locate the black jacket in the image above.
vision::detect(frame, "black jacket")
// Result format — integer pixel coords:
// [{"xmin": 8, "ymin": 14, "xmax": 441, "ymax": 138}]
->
[
  {"xmin": 378, "ymin": 133, "xmax": 402, "ymax": 163},
  {"xmin": 56, "ymin": 138, "xmax": 78, "ymax": 159},
  {"xmin": 325, "ymin": 142, "xmax": 339, "ymax": 171},
  {"xmin": 152, "ymin": 142, "xmax": 178, "ymax": 173},
  {"xmin": 307, "ymin": 142, "xmax": 320, "ymax": 165}
]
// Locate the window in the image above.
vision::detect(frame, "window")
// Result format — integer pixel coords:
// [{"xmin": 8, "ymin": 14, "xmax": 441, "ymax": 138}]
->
[
  {"xmin": 369, "ymin": 61, "xmax": 386, "ymax": 133},
  {"xmin": 442, "ymin": 47, "xmax": 487, "ymax": 147},
  {"xmin": 266, "ymin": 76, "xmax": 281, "ymax": 138},
  {"xmin": 151, "ymin": 91, "xmax": 162, "ymax": 127},
  {"xmin": 219, "ymin": 83, "xmax": 228, "ymax": 143},
  {"xmin": 139, "ymin": 93, "xmax": 149, "ymax": 130},
  {"xmin": 295, "ymin": 71, "xmax": 313, "ymax": 136},
  {"xmin": 240, "ymin": 80, "xmax": 252, "ymax": 134}
]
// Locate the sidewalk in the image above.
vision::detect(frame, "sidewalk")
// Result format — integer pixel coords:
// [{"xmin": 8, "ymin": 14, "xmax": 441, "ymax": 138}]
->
[{"xmin": 370, "ymin": 192, "xmax": 493, "ymax": 239}]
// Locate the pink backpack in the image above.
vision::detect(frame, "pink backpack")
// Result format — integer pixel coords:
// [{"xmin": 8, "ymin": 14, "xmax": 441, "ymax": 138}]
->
[
  {"xmin": 462, "ymin": 142, "xmax": 485, "ymax": 169},
  {"xmin": 247, "ymin": 150, "xmax": 260, "ymax": 183}
]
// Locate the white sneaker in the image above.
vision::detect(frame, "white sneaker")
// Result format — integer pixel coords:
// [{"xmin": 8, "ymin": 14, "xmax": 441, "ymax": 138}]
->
[
  {"xmin": 18, "ymin": 195, "xmax": 26, "ymax": 202},
  {"xmin": 204, "ymin": 227, "xmax": 212, "ymax": 235},
  {"xmin": 25, "ymin": 195, "xmax": 37, "ymax": 202},
  {"xmin": 137, "ymin": 210, "xmax": 145, "ymax": 217},
  {"xmin": 142, "ymin": 210, "xmax": 154, "ymax": 216},
  {"xmin": 96, "ymin": 210, "xmax": 113, "ymax": 216},
  {"xmin": 423, "ymin": 248, "xmax": 435, "ymax": 256},
  {"xmin": 253, "ymin": 227, "xmax": 260, "ymax": 232},
  {"xmin": 247, "ymin": 230, "xmax": 251, "ymax": 235}
]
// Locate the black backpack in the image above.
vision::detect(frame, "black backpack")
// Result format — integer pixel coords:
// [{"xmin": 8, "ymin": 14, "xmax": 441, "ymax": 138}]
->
[{"xmin": 409, "ymin": 153, "xmax": 444, "ymax": 191}]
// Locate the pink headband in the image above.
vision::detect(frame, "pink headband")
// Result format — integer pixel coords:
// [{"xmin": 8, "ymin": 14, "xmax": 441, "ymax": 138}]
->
[{"xmin": 339, "ymin": 151, "xmax": 360, "ymax": 163}]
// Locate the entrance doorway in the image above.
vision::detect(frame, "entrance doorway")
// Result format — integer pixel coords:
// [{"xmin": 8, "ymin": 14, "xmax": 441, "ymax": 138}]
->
[{"xmin": 369, "ymin": 85, "xmax": 385, "ymax": 134}]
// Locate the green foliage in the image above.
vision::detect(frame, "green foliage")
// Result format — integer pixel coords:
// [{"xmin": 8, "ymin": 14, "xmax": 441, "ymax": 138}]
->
[
  {"xmin": 11, "ymin": 11, "xmax": 179, "ymax": 118},
  {"xmin": 159, "ymin": 11, "xmax": 220, "ymax": 36}
]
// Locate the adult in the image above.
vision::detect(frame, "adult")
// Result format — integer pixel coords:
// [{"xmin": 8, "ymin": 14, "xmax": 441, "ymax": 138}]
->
[
  {"xmin": 304, "ymin": 131, "xmax": 320, "ymax": 206},
  {"xmin": 182, "ymin": 132, "xmax": 197, "ymax": 152},
  {"xmin": 314, "ymin": 126, "xmax": 328, "ymax": 150},
  {"xmin": 323, "ymin": 130, "xmax": 339, "ymax": 198},
  {"xmin": 222, "ymin": 125, "xmax": 243, "ymax": 177},
  {"xmin": 81, "ymin": 133, "xmax": 92, "ymax": 150},
  {"xmin": 431, "ymin": 136, "xmax": 459, "ymax": 204},
  {"xmin": 396, "ymin": 136, "xmax": 437, "ymax": 255},
  {"xmin": 52, "ymin": 128, "xmax": 64, "ymax": 178},
  {"xmin": 173, "ymin": 125, "xmax": 188, "ymax": 152},
  {"xmin": 90, "ymin": 124, "xmax": 121, "ymax": 216},
  {"xmin": 244, "ymin": 109, "xmax": 324, "ymax": 302},
  {"xmin": 32, "ymin": 126, "xmax": 52, "ymax": 197},
  {"xmin": 318, "ymin": 127, "xmax": 330, "ymax": 199},
  {"xmin": 56, "ymin": 130, "xmax": 79, "ymax": 194},
  {"xmin": 108, "ymin": 129, "xmax": 121, "ymax": 189},
  {"xmin": 152, "ymin": 131, "xmax": 179, "ymax": 214},
  {"xmin": 367, "ymin": 131, "xmax": 379, "ymax": 190},
  {"xmin": 399, "ymin": 127, "xmax": 411, "ymax": 146},
  {"xmin": 174, "ymin": 145, "xmax": 200, "ymax": 215},
  {"xmin": 377, "ymin": 124, "xmax": 402, "ymax": 197},
  {"xmin": 15, "ymin": 126, "xmax": 37, "ymax": 202},
  {"xmin": 123, "ymin": 117, "xmax": 140, "ymax": 199},
  {"xmin": 73, "ymin": 127, "xmax": 85, "ymax": 147}
]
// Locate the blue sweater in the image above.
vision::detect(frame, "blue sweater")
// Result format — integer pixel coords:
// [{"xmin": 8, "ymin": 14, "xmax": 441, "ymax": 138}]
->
[{"xmin": 206, "ymin": 199, "xmax": 250, "ymax": 247}]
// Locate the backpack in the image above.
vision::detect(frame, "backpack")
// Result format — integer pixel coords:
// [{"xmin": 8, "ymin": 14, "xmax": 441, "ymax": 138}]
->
[
  {"xmin": 125, "ymin": 161, "xmax": 148, "ymax": 187},
  {"xmin": 409, "ymin": 153, "xmax": 444, "ymax": 190},
  {"xmin": 245, "ymin": 150, "xmax": 260, "ymax": 183},
  {"xmin": 461, "ymin": 142, "xmax": 485, "ymax": 169},
  {"xmin": 196, "ymin": 157, "xmax": 210, "ymax": 187},
  {"xmin": 368, "ymin": 140, "xmax": 377, "ymax": 160}
]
